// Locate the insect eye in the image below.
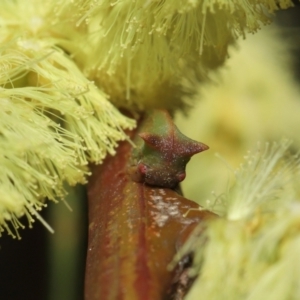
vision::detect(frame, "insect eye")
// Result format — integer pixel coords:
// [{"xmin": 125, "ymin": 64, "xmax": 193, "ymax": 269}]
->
[
  {"xmin": 176, "ymin": 172, "xmax": 186, "ymax": 182},
  {"xmin": 138, "ymin": 163, "xmax": 148, "ymax": 175}
]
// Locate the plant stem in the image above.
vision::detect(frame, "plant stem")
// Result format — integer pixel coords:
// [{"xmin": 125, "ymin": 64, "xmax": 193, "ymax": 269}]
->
[{"xmin": 85, "ymin": 111, "xmax": 216, "ymax": 300}]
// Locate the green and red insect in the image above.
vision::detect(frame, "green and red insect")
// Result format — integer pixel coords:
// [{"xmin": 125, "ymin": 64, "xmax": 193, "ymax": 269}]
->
[
  {"xmin": 85, "ymin": 110, "xmax": 215, "ymax": 300},
  {"xmin": 129, "ymin": 110, "xmax": 208, "ymax": 188}
]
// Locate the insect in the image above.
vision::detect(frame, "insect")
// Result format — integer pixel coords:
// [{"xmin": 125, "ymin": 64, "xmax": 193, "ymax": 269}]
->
[{"xmin": 129, "ymin": 109, "xmax": 209, "ymax": 188}]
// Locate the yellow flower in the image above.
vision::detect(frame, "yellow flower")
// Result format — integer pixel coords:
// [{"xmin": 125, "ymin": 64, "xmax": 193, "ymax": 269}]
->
[
  {"xmin": 172, "ymin": 140, "xmax": 300, "ymax": 300},
  {"xmin": 176, "ymin": 27, "xmax": 300, "ymax": 204},
  {"xmin": 77, "ymin": 0, "xmax": 294, "ymax": 109},
  {"xmin": 0, "ymin": 0, "xmax": 294, "ymax": 236},
  {"xmin": 0, "ymin": 1, "xmax": 135, "ymax": 237}
]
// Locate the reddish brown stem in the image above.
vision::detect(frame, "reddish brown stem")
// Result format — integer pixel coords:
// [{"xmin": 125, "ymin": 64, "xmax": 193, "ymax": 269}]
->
[{"xmin": 85, "ymin": 112, "xmax": 216, "ymax": 300}]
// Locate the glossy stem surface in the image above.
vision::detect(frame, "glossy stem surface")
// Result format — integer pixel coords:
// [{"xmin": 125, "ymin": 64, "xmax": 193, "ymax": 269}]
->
[{"xmin": 85, "ymin": 111, "xmax": 216, "ymax": 300}]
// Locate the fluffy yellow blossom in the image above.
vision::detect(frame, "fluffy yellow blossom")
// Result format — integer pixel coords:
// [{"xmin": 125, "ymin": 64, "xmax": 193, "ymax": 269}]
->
[
  {"xmin": 0, "ymin": 0, "xmax": 135, "ymax": 237},
  {"xmin": 171, "ymin": 140, "xmax": 300, "ymax": 300},
  {"xmin": 77, "ymin": 0, "xmax": 294, "ymax": 109},
  {"xmin": 176, "ymin": 26, "xmax": 300, "ymax": 204},
  {"xmin": 0, "ymin": 0, "xmax": 295, "ymax": 236}
]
